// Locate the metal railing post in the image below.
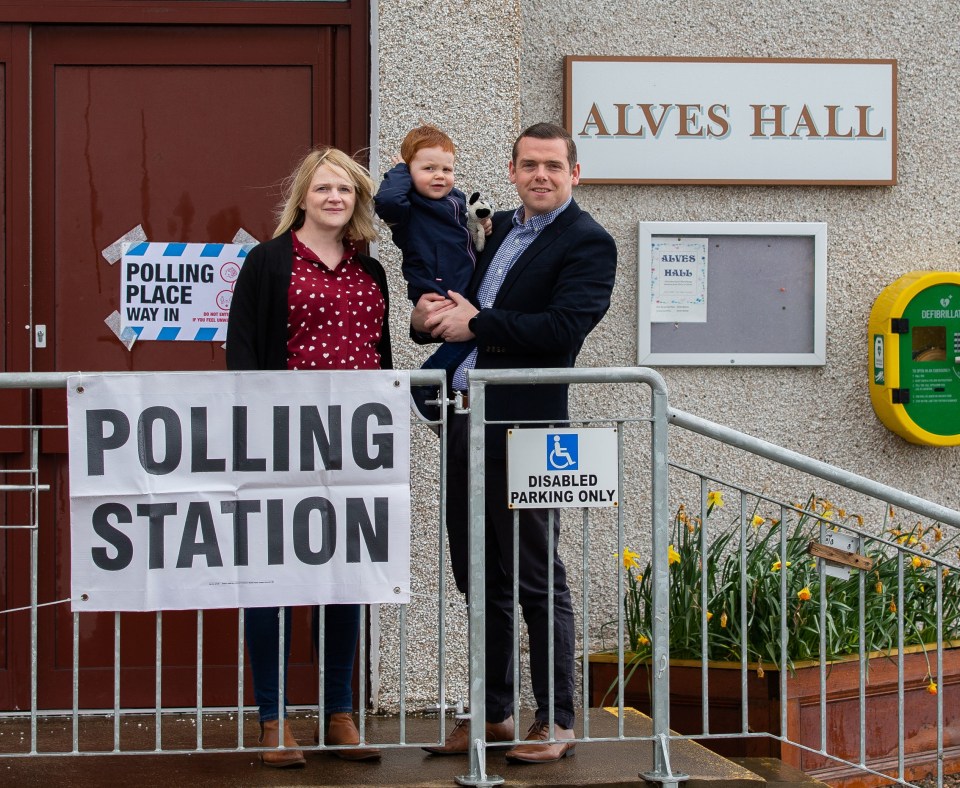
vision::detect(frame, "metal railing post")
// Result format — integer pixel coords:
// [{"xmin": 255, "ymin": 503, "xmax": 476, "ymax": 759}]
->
[
  {"xmin": 641, "ymin": 385, "xmax": 686, "ymax": 787},
  {"xmin": 455, "ymin": 378, "xmax": 503, "ymax": 787}
]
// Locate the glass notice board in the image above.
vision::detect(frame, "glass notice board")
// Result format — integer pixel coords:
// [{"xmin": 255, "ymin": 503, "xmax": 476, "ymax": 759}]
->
[{"xmin": 637, "ymin": 221, "xmax": 827, "ymax": 366}]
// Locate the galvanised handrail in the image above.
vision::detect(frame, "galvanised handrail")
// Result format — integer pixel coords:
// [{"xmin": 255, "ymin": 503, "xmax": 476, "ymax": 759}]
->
[{"xmin": 668, "ymin": 407, "xmax": 960, "ymax": 529}]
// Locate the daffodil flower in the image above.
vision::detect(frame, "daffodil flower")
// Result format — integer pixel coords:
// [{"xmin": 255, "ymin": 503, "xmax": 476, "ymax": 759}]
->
[
  {"xmin": 705, "ymin": 611, "xmax": 713, "ymax": 622},
  {"xmin": 667, "ymin": 545, "xmax": 681, "ymax": 565},
  {"xmin": 927, "ymin": 680, "xmax": 938, "ymax": 695},
  {"xmin": 912, "ymin": 555, "xmax": 923, "ymax": 569},
  {"xmin": 875, "ymin": 581, "xmax": 883, "ymax": 594},
  {"xmin": 751, "ymin": 514, "xmax": 764, "ymax": 529},
  {"xmin": 889, "ymin": 600, "xmax": 897, "ymax": 614},
  {"xmin": 720, "ymin": 612, "xmax": 728, "ymax": 628},
  {"xmin": 638, "ymin": 635, "xmax": 650, "ymax": 646},
  {"xmin": 707, "ymin": 490, "xmax": 725, "ymax": 510},
  {"xmin": 797, "ymin": 587, "xmax": 812, "ymax": 602},
  {"xmin": 620, "ymin": 548, "xmax": 642, "ymax": 571}
]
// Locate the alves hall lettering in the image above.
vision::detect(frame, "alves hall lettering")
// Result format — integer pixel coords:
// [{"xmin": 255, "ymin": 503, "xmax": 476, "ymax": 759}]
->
[{"xmin": 577, "ymin": 102, "xmax": 886, "ymax": 140}]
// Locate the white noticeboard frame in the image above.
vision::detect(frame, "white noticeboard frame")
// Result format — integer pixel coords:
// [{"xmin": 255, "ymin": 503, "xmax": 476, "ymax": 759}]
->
[
  {"xmin": 637, "ymin": 221, "xmax": 827, "ymax": 367},
  {"xmin": 506, "ymin": 427, "xmax": 619, "ymax": 510}
]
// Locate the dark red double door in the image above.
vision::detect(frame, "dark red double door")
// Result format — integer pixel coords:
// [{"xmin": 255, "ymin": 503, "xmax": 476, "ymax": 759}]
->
[{"xmin": 0, "ymin": 1, "xmax": 369, "ymax": 711}]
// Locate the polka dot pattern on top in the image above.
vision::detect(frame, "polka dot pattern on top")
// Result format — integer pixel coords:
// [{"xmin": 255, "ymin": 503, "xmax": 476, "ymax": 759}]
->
[{"xmin": 286, "ymin": 232, "xmax": 385, "ymax": 371}]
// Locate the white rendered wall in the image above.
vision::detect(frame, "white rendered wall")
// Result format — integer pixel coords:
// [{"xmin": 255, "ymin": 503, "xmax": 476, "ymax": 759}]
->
[{"xmin": 373, "ymin": 0, "xmax": 960, "ymax": 714}]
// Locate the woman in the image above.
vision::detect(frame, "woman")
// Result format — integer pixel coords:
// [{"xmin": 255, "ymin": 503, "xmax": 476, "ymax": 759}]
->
[{"xmin": 226, "ymin": 147, "xmax": 390, "ymax": 767}]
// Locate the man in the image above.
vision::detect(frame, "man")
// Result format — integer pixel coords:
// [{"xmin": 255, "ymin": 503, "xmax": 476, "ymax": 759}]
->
[{"xmin": 412, "ymin": 122, "xmax": 617, "ymax": 763}]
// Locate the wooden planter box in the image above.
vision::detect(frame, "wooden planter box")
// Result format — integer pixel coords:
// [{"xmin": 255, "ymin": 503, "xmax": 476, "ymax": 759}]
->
[{"xmin": 588, "ymin": 644, "xmax": 960, "ymax": 787}]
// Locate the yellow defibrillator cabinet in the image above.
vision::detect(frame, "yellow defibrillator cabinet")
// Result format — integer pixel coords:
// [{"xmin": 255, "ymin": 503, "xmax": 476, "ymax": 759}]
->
[{"xmin": 869, "ymin": 271, "xmax": 960, "ymax": 445}]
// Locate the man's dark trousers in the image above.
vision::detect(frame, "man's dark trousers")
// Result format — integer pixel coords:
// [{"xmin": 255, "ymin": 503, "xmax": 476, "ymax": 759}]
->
[{"xmin": 445, "ymin": 411, "xmax": 576, "ymax": 730}]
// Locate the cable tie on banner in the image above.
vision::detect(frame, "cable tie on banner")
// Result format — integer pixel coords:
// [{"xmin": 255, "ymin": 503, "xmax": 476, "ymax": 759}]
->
[{"xmin": 0, "ymin": 598, "xmax": 72, "ymax": 616}]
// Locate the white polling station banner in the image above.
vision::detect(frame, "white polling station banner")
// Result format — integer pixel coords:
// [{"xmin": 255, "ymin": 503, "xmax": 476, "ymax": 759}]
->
[
  {"xmin": 67, "ymin": 370, "xmax": 411, "ymax": 611},
  {"xmin": 120, "ymin": 241, "xmax": 251, "ymax": 341}
]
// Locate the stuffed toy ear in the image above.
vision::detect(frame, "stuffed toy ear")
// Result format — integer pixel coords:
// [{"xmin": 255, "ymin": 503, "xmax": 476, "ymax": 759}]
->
[{"xmin": 469, "ymin": 192, "xmax": 480, "ymax": 205}]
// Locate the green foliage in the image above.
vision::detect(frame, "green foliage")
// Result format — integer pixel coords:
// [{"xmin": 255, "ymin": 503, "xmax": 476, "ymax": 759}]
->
[{"xmin": 606, "ymin": 494, "xmax": 960, "ymax": 672}]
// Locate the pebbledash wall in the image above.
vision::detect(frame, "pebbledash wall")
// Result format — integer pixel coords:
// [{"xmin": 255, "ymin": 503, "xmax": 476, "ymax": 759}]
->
[{"xmin": 371, "ymin": 0, "xmax": 960, "ymax": 711}]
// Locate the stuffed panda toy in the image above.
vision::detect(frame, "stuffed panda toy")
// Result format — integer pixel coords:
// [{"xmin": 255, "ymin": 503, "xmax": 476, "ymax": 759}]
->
[{"xmin": 466, "ymin": 192, "xmax": 493, "ymax": 252}]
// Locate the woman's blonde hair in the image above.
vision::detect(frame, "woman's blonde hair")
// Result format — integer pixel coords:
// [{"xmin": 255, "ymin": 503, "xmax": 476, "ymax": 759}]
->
[{"xmin": 273, "ymin": 147, "xmax": 377, "ymax": 242}]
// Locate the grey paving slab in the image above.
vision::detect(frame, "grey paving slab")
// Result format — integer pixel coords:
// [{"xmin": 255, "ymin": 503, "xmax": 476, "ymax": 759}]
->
[{"xmin": 0, "ymin": 708, "xmax": 777, "ymax": 787}]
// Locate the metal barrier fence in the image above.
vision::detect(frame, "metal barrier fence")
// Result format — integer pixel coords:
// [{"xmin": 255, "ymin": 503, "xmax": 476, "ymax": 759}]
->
[
  {"xmin": 2, "ymin": 368, "xmax": 959, "ymax": 788},
  {"xmin": 664, "ymin": 408, "xmax": 960, "ymax": 787},
  {"xmin": 0, "ymin": 370, "xmax": 461, "ymax": 763}
]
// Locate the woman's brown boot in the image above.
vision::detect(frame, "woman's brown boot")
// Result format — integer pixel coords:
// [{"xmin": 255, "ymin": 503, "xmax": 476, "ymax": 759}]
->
[
  {"xmin": 319, "ymin": 712, "xmax": 381, "ymax": 761},
  {"xmin": 258, "ymin": 719, "xmax": 306, "ymax": 768}
]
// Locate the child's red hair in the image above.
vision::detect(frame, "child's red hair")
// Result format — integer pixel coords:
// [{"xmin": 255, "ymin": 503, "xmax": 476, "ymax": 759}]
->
[{"xmin": 400, "ymin": 124, "xmax": 456, "ymax": 164}]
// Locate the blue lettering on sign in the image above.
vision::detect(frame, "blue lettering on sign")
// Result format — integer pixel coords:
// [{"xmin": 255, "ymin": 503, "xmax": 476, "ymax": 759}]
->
[{"xmin": 547, "ymin": 433, "xmax": 578, "ymax": 471}]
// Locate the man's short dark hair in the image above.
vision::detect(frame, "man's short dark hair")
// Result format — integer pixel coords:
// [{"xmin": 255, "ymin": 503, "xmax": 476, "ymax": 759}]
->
[{"xmin": 512, "ymin": 122, "xmax": 577, "ymax": 171}]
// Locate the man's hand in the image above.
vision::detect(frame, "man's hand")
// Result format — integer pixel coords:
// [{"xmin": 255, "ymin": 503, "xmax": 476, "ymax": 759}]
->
[
  {"xmin": 426, "ymin": 291, "xmax": 479, "ymax": 342},
  {"xmin": 411, "ymin": 292, "xmax": 454, "ymax": 333},
  {"xmin": 480, "ymin": 217, "xmax": 493, "ymax": 236}
]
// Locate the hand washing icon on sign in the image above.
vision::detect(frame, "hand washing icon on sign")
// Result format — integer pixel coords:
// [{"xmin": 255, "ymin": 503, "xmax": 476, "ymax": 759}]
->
[{"xmin": 547, "ymin": 434, "xmax": 578, "ymax": 471}]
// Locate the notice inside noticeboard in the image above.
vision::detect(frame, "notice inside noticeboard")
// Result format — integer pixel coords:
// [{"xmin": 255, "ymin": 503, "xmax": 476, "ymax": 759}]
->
[{"xmin": 637, "ymin": 222, "xmax": 827, "ymax": 366}]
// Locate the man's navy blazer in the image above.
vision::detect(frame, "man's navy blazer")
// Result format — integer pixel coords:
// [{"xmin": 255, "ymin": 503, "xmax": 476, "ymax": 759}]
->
[{"xmin": 466, "ymin": 198, "xmax": 617, "ymax": 438}]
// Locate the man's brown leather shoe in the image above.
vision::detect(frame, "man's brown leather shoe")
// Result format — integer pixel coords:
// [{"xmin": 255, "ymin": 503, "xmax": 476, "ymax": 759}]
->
[
  {"xmin": 315, "ymin": 712, "xmax": 381, "ymax": 761},
  {"xmin": 504, "ymin": 720, "xmax": 575, "ymax": 763},
  {"xmin": 258, "ymin": 719, "xmax": 306, "ymax": 768},
  {"xmin": 422, "ymin": 716, "xmax": 515, "ymax": 755}
]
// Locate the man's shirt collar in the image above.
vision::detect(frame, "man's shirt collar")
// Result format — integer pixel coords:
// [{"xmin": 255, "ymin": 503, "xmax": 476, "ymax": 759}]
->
[{"xmin": 512, "ymin": 197, "xmax": 572, "ymax": 232}]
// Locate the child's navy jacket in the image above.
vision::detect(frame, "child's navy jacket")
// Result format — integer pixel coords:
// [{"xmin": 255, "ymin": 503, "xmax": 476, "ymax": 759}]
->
[{"xmin": 374, "ymin": 162, "xmax": 476, "ymax": 303}]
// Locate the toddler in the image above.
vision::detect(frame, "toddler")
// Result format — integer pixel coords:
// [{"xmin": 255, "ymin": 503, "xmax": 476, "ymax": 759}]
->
[{"xmin": 375, "ymin": 125, "xmax": 488, "ymax": 415}]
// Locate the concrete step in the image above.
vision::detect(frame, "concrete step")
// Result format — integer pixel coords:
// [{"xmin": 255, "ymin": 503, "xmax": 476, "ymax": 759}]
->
[
  {"xmin": 0, "ymin": 708, "xmax": 831, "ymax": 787},
  {"xmin": 732, "ymin": 757, "xmax": 833, "ymax": 788}
]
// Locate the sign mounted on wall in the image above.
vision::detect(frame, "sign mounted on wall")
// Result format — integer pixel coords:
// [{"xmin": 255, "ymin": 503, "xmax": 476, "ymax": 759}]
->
[
  {"xmin": 564, "ymin": 57, "xmax": 897, "ymax": 185},
  {"xmin": 121, "ymin": 241, "xmax": 252, "ymax": 341}
]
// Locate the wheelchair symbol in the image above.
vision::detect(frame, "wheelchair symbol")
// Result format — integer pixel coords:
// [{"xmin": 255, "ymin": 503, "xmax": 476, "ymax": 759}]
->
[{"xmin": 547, "ymin": 434, "xmax": 577, "ymax": 470}]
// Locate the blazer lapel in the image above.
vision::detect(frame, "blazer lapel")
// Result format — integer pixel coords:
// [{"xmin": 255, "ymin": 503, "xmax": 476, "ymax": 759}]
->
[{"xmin": 494, "ymin": 201, "xmax": 581, "ymax": 304}]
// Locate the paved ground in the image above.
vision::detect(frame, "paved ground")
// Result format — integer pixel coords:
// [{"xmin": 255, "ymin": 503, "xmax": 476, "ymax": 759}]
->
[{"xmin": 0, "ymin": 707, "xmax": 826, "ymax": 787}]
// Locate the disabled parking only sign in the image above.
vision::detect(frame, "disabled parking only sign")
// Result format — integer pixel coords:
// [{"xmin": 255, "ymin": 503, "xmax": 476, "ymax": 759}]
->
[{"xmin": 506, "ymin": 427, "xmax": 619, "ymax": 509}]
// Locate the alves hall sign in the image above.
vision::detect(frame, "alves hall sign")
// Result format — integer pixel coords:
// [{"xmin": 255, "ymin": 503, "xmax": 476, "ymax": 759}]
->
[{"xmin": 564, "ymin": 57, "xmax": 897, "ymax": 185}]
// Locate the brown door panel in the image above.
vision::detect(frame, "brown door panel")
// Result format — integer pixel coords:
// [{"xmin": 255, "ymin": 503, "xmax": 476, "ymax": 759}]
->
[{"xmin": 3, "ymin": 16, "xmax": 369, "ymax": 711}]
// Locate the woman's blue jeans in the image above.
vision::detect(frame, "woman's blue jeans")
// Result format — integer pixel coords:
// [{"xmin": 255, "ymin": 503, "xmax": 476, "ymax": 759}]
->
[{"xmin": 245, "ymin": 604, "xmax": 360, "ymax": 721}]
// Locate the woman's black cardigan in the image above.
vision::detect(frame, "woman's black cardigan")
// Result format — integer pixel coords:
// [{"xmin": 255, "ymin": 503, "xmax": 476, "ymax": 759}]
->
[{"xmin": 225, "ymin": 231, "xmax": 393, "ymax": 371}]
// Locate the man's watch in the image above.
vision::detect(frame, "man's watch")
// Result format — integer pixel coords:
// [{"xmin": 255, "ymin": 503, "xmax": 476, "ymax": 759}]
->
[{"xmin": 468, "ymin": 313, "xmax": 479, "ymax": 334}]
